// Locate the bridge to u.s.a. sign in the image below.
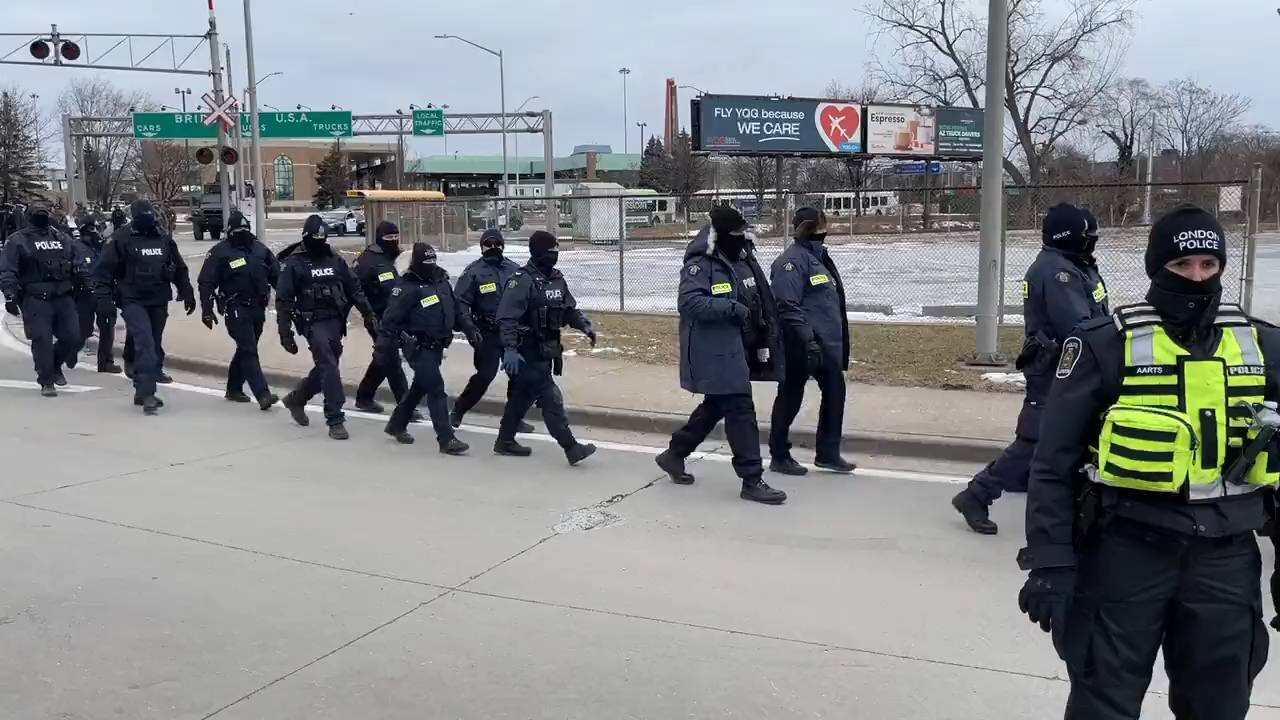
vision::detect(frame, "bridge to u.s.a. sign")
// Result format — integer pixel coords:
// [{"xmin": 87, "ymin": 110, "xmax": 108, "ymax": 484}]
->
[{"xmin": 131, "ymin": 110, "xmax": 354, "ymax": 140}]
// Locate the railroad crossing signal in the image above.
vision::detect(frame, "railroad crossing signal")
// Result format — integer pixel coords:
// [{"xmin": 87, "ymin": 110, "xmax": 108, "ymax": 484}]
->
[{"xmin": 201, "ymin": 93, "xmax": 238, "ymax": 133}]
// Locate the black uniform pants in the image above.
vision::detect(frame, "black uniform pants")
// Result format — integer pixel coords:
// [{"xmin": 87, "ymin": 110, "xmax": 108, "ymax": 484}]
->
[
  {"xmin": 454, "ymin": 329, "xmax": 534, "ymax": 418},
  {"xmin": 224, "ymin": 303, "xmax": 269, "ymax": 399},
  {"xmin": 1063, "ymin": 520, "xmax": 1268, "ymax": 720},
  {"xmin": 388, "ymin": 346, "xmax": 453, "ymax": 443},
  {"xmin": 356, "ymin": 333, "xmax": 407, "ymax": 405},
  {"xmin": 669, "ymin": 393, "xmax": 762, "ymax": 481},
  {"xmin": 500, "ymin": 358, "xmax": 575, "ymax": 448},
  {"xmin": 76, "ymin": 291, "xmax": 117, "ymax": 367},
  {"xmin": 767, "ymin": 354, "xmax": 846, "ymax": 461},
  {"xmin": 22, "ymin": 294, "xmax": 81, "ymax": 385},
  {"xmin": 970, "ymin": 401, "xmax": 1042, "ymax": 503},
  {"xmin": 289, "ymin": 318, "xmax": 346, "ymax": 426},
  {"xmin": 120, "ymin": 303, "xmax": 168, "ymax": 398}
]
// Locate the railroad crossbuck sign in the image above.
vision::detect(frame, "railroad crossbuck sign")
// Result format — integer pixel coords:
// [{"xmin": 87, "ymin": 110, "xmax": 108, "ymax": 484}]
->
[{"xmin": 201, "ymin": 93, "xmax": 239, "ymax": 132}]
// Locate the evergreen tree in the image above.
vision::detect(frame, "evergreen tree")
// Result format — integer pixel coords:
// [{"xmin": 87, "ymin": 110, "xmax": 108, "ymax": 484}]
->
[
  {"xmin": 0, "ymin": 90, "xmax": 47, "ymax": 205},
  {"xmin": 639, "ymin": 135, "xmax": 669, "ymax": 191},
  {"xmin": 312, "ymin": 141, "xmax": 348, "ymax": 210}
]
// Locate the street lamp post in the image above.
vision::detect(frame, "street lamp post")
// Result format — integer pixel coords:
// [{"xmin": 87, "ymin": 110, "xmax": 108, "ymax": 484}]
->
[
  {"xmin": 513, "ymin": 95, "xmax": 540, "ymax": 203},
  {"xmin": 636, "ymin": 121, "xmax": 647, "ymax": 158},
  {"xmin": 436, "ymin": 34, "xmax": 508, "ymax": 225},
  {"xmin": 243, "ymin": 0, "xmax": 269, "ymax": 233},
  {"xmin": 174, "ymin": 87, "xmax": 193, "ymax": 192},
  {"xmin": 619, "ymin": 67, "xmax": 632, "ymax": 153}
]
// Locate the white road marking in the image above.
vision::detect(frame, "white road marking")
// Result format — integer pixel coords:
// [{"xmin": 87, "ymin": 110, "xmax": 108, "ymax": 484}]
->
[
  {"xmin": 0, "ymin": 319, "xmax": 969, "ymax": 486},
  {"xmin": 0, "ymin": 379, "xmax": 102, "ymax": 393}
]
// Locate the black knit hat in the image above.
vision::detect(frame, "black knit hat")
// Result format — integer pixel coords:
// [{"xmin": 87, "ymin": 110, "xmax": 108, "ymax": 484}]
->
[
  {"xmin": 480, "ymin": 228, "xmax": 505, "ymax": 247},
  {"xmin": 410, "ymin": 242, "xmax": 437, "ymax": 266},
  {"xmin": 376, "ymin": 221, "xmax": 399, "ymax": 240},
  {"xmin": 227, "ymin": 209, "xmax": 250, "ymax": 231},
  {"xmin": 302, "ymin": 214, "xmax": 328, "ymax": 239},
  {"xmin": 709, "ymin": 206, "xmax": 747, "ymax": 236},
  {"xmin": 528, "ymin": 230, "xmax": 559, "ymax": 258},
  {"xmin": 1145, "ymin": 205, "xmax": 1227, "ymax": 278},
  {"xmin": 1041, "ymin": 203, "xmax": 1090, "ymax": 252}
]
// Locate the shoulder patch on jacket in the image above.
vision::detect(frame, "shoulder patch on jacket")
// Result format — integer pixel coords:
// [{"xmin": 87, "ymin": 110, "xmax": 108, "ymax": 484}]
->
[
  {"xmin": 687, "ymin": 264, "xmax": 700, "ymax": 276},
  {"xmin": 507, "ymin": 277, "xmax": 520, "ymax": 289},
  {"xmin": 1055, "ymin": 271, "xmax": 1071, "ymax": 284},
  {"xmin": 782, "ymin": 261, "xmax": 796, "ymax": 272},
  {"xmin": 391, "ymin": 286, "xmax": 402, "ymax": 297},
  {"xmin": 1056, "ymin": 337, "xmax": 1082, "ymax": 379}
]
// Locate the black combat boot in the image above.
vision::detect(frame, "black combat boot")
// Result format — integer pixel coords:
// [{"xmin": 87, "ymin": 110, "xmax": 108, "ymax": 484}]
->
[
  {"xmin": 141, "ymin": 396, "xmax": 161, "ymax": 416},
  {"xmin": 40, "ymin": 384, "xmax": 57, "ymax": 397},
  {"xmin": 493, "ymin": 438, "xmax": 532, "ymax": 456},
  {"xmin": 52, "ymin": 370, "xmax": 68, "ymax": 387},
  {"xmin": 449, "ymin": 408, "xmax": 464, "ymax": 428},
  {"xmin": 440, "ymin": 437, "xmax": 469, "ymax": 456},
  {"xmin": 354, "ymin": 399, "xmax": 385, "ymax": 414},
  {"xmin": 741, "ymin": 478, "xmax": 787, "ymax": 505},
  {"xmin": 815, "ymin": 455, "xmax": 857, "ymax": 474},
  {"xmin": 156, "ymin": 371, "xmax": 173, "ymax": 384},
  {"xmin": 328, "ymin": 423, "xmax": 350, "ymax": 440},
  {"xmin": 565, "ymin": 443, "xmax": 597, "ymax": 466},
  {"xmin": 134, "ymin": 395, "xmax": 164, "ymax": 408},
  {"xmin": 257, "ymin": 393, "xmax": 279, "ymax": 411},
  {"xmin": 655, "ymin": 450, "xmax": 694, "ymax": 485},
  {"xmin": 517, "ymin": 420, "xmax": 535, "ymax": 434},
  {"xmin": 224, "ymin": 390, "xmax": 252, "ymax": 403},
  {"xmin": 951, "ymin": 488, "xmax": 998, "ymax": 535},
  {"xmin": 385, "ymin": 424, "xmax": 414, "ymax": 444},
  {"xmin": 98, "ymin": 361, "xmax": 122, "ymax": 374},
  {"xmin": 769, "ymin": 457, "xmax": 807, "ymax": 476},
  {"xmin": 282, "ymin": 393, "xmax": 309, "ymax": 427}
]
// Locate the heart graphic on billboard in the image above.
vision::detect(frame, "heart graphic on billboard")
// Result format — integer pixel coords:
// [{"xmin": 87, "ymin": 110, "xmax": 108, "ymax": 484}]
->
[{"xmin": 815, "ymin": 103, "xmax": 862, "ymax": 152}]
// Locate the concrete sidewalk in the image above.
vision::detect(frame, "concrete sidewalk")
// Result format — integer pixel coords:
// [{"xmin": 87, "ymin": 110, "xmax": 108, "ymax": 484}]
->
[{"xmin": 6, "ymin": 310, "xmax": 1020, "ymax": 463}]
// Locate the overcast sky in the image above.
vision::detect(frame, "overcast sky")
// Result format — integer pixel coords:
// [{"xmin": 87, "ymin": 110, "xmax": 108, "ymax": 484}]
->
[{"xmin": 6, "ymin": 0, "xmax": 1278, "ymax": 160}]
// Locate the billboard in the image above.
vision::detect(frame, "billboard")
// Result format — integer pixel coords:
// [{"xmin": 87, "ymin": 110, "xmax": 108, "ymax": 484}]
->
[
  {"xmin": 693, "ymin": 95, "xmax": 863, "ymax": 155},
  {"xmin": 866, "ymin": 105, "xmax": 936, "ymax": 157},
  {"xmin": 935, "ymin": 108, "xmax": 985, "ymax": 157}
]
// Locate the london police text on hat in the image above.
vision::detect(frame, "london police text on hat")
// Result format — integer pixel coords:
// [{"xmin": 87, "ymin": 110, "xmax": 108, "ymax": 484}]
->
[{"xmin": 1174, "ymin": 229, "xmax": 1220, "ymax": 252}]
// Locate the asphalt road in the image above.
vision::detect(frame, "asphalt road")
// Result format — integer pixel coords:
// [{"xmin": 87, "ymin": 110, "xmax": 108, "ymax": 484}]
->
[{"xmin": 3, "ymin": 328, "xmax": 1280, "ymax": 718}]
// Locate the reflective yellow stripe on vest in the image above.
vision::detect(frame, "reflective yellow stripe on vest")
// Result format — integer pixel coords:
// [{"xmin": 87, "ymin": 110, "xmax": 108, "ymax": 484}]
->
[{"xmin": 1095, "ymin": 305, "xmax": 1276, "ymax": 499}]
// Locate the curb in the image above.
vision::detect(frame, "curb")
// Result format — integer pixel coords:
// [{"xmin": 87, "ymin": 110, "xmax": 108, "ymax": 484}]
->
[
  {"xmin": 3, "ymin": 314, "xmax": 1001, "ymax": 465},
  {"xmin": 157, "ymin": 352, "xmax": 1004, "ymax": 465}
]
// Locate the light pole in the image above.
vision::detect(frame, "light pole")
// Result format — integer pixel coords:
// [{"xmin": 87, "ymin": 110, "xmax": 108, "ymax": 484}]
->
[
  {"xmin": 436, "ymin": 33, "xmax": 508, "ymax": 225},
  {"xmin": 513, "ymin": 95, "xmax": 540, "ymax": 200},
  {"xmin": 618, "ymin": 67, "xmax": 632, "ymax": 153},
  {"xmin": 636, "ymin": 121, "xmax": 647, "ymax": 156},
  {"xmin": 243, "ymin": 0, "xmax": 269, "ymax": 233},
  {"xmin": 296, "ymin": 104, "xmax": 312, "ymax": 111},
  {"xmin": 174, "ymin": 87, "xmax": 193, "ymax": 192}
]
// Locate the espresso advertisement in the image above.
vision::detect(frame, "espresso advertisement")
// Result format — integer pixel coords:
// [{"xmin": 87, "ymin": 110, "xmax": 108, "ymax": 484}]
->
[{"xmin": 865, "ymin": 105, "xmax": 936, "ymax": 157}]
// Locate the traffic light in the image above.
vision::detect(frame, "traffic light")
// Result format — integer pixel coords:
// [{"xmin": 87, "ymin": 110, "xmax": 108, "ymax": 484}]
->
[
  {"xmin": 195, "ymin": 147, "xmax": 215, "ymax": 165},
  {"xmin": 219, "ymin": 146, "xmax": 239, "ymax": 165}
]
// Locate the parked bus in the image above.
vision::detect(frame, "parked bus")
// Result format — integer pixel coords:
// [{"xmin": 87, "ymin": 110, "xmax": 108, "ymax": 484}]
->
[{"xmin": 819, "ymin": 190, "xmax": 900, "ymax": 216}]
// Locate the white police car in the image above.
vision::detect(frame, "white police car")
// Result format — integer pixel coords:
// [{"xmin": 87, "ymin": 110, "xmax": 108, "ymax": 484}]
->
[{"xmin": 320, "ymin": 207, "xmax": 365, "ymax": 236}]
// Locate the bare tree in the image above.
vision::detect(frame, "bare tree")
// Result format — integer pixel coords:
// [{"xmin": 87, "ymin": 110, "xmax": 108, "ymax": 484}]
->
[
  {"xmin": 728, "ymin": 157, "xmax": 772, "ymax": 213},
  {"xmin": 865, "ymin": 0, "xmax": 1135, "ymax": 184},
  {"xmin": 58, "ymin": 77, "xmax": 150, "ymax": 208},
  {"xmin": 1157, "ymin": 77, "xmax": 1252, "ymax": 182},
  {"xmin": 139, "ymin": 141, "xmax": 188, "ymax": 209},
  {"xmin": 1095, "ymin": 77, "xmax": 1158, "ymax": 177},
  {"xmin": 665, "ymin": 130, "xmax": 709, "ymax": 196}
]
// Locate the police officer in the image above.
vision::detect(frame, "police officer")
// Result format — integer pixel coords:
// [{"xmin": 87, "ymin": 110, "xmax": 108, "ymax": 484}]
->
[
  {"xmin": 197, "ymin": 210, "xmax": 280, "ymax": 410},
  {"xmin": 1018, "ymin": 205, "xmax": 1280, "ymax": 719},
  {"xmin": 655, "ymin": 207, "xmax": 788, "ymax": 505},
  {"xmin": 0, "ymin": 202, "xmax": 87, "ymax": 395},
  {"xmin": 276, "ymin": 215, "xmax": 377, "ymax": 440},
  {"xmin": 109, "ymin": 206, "xmax": 127, "ymax": 232},
  {"xmin": 93, "ymin": 199, "xmax": 195, "ymax": 414},
  {"xmin": 451, "ymin": 228, "xmax": 535, "ymax": 432},
  {"xmin": 767, "ymin": 207, "xmax": 855, "ymax": 476},
  {"xmin": 379, "ymin": 243, "xmax": 479, "ymax": 453},
  {"xmin": 73, "ymin": 216, "xmax": 121, "ymax": 374},
  {"xmin": 353, "ymin": 221, "xmax": 411, "ymax": 415},
  {"xmin": 494, "ymin": 230, "xmax": 598, "ymax": 465},
  {"xmin": 951, "ymin": 203, "xmax": 1109, "ymax": 534}
]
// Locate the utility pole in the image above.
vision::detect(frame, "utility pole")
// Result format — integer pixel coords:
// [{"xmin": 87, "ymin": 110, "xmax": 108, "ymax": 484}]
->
[
  {"xmin": 619, "ymin": 67, "xmax": 632, "ymax": 154},
  {"xmin": 205, "ymin": 2, "xmax": 230, "ymax": 226},
  {"xmin": 973, "ymin": 0, "xmax": 1008, "ymax": 364},
  {"xmin": 243, "ymin": 0, "xmax": 266, "ymax": 234},
  {"xmin": 225, "ymin": 43, "xmax": 241, "ymax": 201},
  {"xmin": 1142, "ymin": 114, "xmax": 1156, "ymax": 226}
]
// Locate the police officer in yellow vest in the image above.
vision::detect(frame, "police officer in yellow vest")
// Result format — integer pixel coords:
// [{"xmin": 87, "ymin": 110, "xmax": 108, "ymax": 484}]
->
[{"xmin": 1018, "ymin": 205, "xmax": 1280, "ymax": 719}]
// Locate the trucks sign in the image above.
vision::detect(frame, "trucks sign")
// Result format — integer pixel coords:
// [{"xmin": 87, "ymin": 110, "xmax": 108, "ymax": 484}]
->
[{"xmin": 692, "ymin": 95, "xmax": 863, "ymax": 155}]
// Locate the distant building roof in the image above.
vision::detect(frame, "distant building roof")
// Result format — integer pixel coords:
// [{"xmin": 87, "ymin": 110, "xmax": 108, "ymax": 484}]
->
[{"xmin": 406, "ymin": 152, "xmax": 640, "ymax": 176}]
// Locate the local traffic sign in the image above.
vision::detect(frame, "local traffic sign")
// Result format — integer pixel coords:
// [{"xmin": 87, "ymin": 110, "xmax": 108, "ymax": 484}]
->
[
  {"xmin": 894, "ymin": 160, "xmax": 943, "ymax": 175},
  {"xmin": 245, "ymin": 110, "xmax": 353, "ymax": 139},
  {"xmin": 412, "ymin": 108, "xmax": 445, "ymax": 137},
  {"xmin": 132, "ymin": 112, "xmax": 221, "ymax": 140}
]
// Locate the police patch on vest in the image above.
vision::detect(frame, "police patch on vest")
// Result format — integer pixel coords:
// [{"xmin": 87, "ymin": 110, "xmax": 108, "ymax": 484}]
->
[
  {"xmin": 311, "ymin": 267, "xmax": 335, "ymax": 278},
  {"xmin": 1130, "ymin": 365, "xmax": 1171, "ymax": 376},
  {"xmin": 228, "ymin": 257, "xmax": 247, "ymax": 269},
  {"xmin": 378, "ymin": 271, "xmax": 395, "ymax": 282},
  {"xmin": 34, "ymin": 240, "xmax": 63, "ymax": 251},
  {"xmin": 1022, "ymin": 280, "xmax": 1030, "ymax": 298},
  {"xmin": 1057, "ymin": 337, "xmax": 1083, "ymax": 379},
  {"xmin": 742, "ymin": 277, "xmax": 756, "ymax": 288},
  {"xmin": 1093, "ymin": 282, "xmax": 1107, "ymax": 302},
  {"xmin": 1055, "ymin": 271, "xmax": 1071, "ymax": 283},
  {"xmin": 1229, "ymin": 365, "xmax": 1266, "ymax": 376},
  {"xmin": 479, "ymin": 282, "xmax": 498, "ymax": 294},
  {"xmin": 420, "ymin": 294, "xmax": 440, "ymax": 308},
  {"xmin": 809, "ymin": 274, "xmax": 830, "ymax": 286},
  {"xmin": 687, "ymin": 264, "xmax": 700, "ymax": 276},
  {"xmin": 711, "ymin": 282, "xmax": 733, "ymax": 295}
]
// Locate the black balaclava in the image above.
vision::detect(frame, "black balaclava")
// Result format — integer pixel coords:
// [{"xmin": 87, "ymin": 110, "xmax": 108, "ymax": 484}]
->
[
  {"xmin": 480, "ymin": 228, "xmax": 505, "ymax": 261},
  {"xmin": 226, "ymin": 210, "xmax": 252, "ymax": 246},
  {"xmin": 709, "ymin": 206, "xmax": 748, "ymax": 259},
  {"xmin": 528, "ymin": 230, "xmax": 559, "ymax": 274},
  {"xmin": 29, "ymin": 206, "xmax": 51, "ymax": 229},
  {"xmin": 130, "ymin": 199, "xmax": 158, "ymax": 235},
  {"xmin": 375, "ymin": 221, "xmax": 402, "ymax": 258},
  {"xmin": 1082, "ymin": 208, "xmax": 1100, "ymax": 259},
  {"xmin": 1041, "ymin": 202, "xmax": 1090, "ymax": 255},
  {"xmin": 792, "ymin": 206, "xmax": 828, "ymax": 244},
  {"xmin": 409, "ymin": 242, "xmax": 439, "ymax": 280},
  {"xmin": 1143, "ymin": 205, "xmax": 1228, "ymax": 344},
  {"xmin": 302, "ymin": 214, "xmax": 329, "ymax": 254}
]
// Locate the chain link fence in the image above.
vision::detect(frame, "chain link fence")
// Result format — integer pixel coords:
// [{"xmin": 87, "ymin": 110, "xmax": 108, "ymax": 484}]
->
[{"xmin": 423, "ymin": 180, "xmax": 1262, "ymax": 323}]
